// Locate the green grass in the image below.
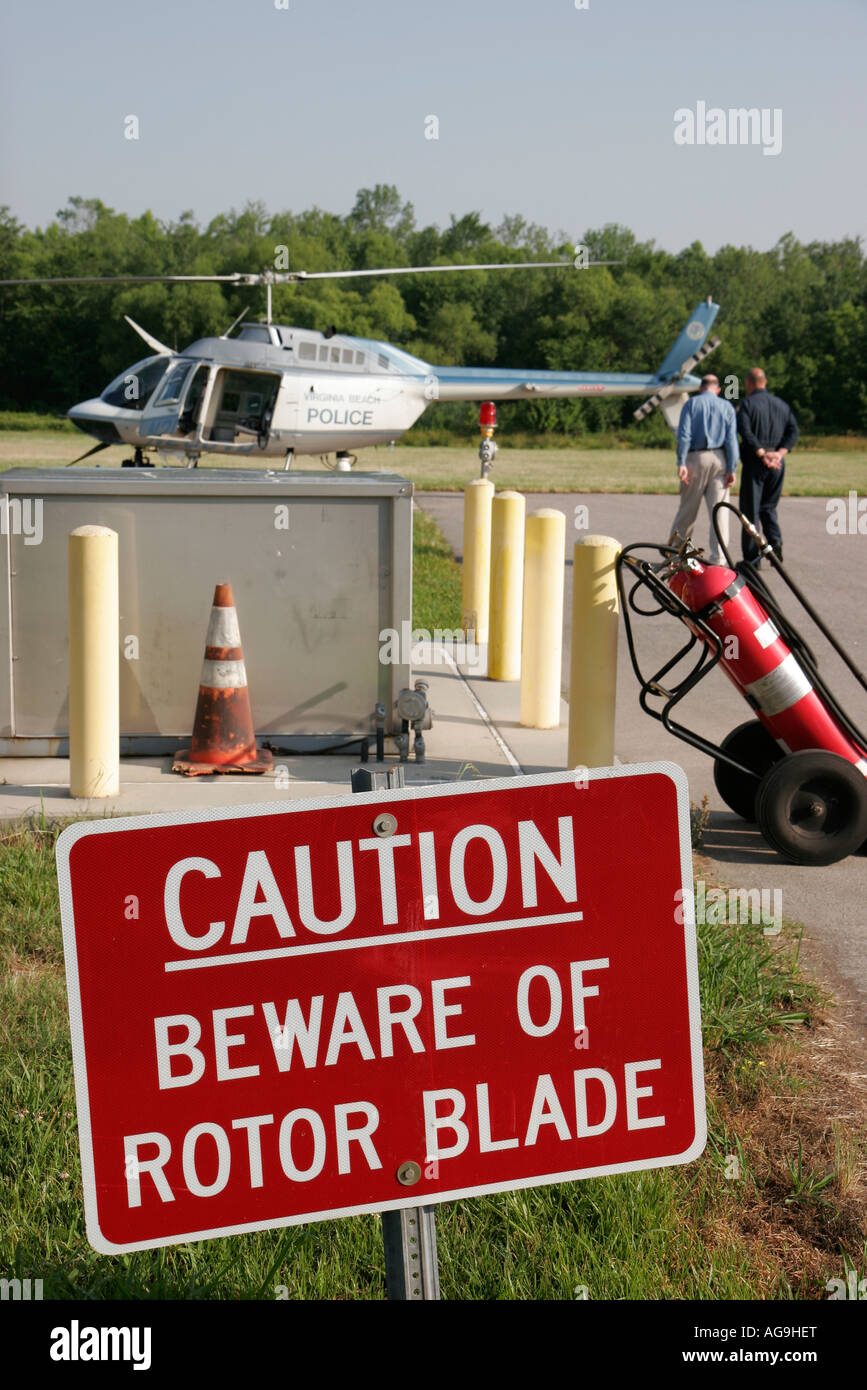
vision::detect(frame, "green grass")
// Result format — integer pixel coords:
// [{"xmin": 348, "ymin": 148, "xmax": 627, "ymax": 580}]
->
[
  {"xmin": 402, "ymin": 427, "xmax": 867, "ymax": 454},
  {"xmin": 412, "ymin": 507, "xmax": 463, "ymax": 632},
  {"xmin": 0, "ymin": 412, "xmax": 77, "ymax": 433},
  {"xmin": 1, "ymin": 429, "xmax": 864, "ymax": 494},
  {"xmin": 1, "ymin": 814, "xmax": 844, "ymax": 1301},
  {"xmin": 355, "ymin": 446, "xmax": 867, "ymax": 496}
]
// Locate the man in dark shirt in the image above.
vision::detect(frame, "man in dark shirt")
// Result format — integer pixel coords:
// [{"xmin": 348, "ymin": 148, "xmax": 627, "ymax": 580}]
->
[{"xmin": 737, "ymin": 367, "xmax": 799, "ymax": 566}]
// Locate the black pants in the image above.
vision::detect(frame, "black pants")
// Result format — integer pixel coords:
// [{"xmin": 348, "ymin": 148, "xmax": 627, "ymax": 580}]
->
[{"xmin": 739, "ymin": 462, "xmax": 785, "ymax": 562}]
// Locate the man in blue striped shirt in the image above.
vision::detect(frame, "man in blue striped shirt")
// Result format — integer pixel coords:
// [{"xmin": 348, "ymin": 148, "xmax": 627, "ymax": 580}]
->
[{"xmin": 667, "ymin": 373, "xmax": 739, "ymax": 565}]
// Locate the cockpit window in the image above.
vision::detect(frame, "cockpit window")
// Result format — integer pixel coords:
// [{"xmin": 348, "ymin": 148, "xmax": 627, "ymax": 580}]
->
[
  {"xmin": 153, "ymin": 360, "xmax": 194, "ymax": 405},
  {"xmin": 100, "ymin": 356, "xmax": 169, "ymax": 411}
]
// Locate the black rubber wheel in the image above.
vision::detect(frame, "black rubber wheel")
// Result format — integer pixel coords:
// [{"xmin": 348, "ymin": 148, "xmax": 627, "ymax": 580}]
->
[
  {"xmin": 755, "ymin": 750, "xmax": 867, "ymax": 866},
  {"xmin": 713, "ymin": 719, "xmax": 784, "ymax": 820}
]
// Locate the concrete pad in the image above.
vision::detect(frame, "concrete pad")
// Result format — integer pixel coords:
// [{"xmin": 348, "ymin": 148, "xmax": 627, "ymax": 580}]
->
[
  {"xmin": 455, "ymin": 674, "xmax": 570, "ymax": 773},
  {"xmin": 0, "ymin": 651, "xmax": 525, "ymax": 822},
  {"xmin": 0, "ymin": 758, "xmax": 345, "ymax": 820}
]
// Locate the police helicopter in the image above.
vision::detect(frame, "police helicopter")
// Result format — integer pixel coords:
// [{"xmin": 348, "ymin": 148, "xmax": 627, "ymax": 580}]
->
[{"xmin": 0, "ymin": 260, "xmax": 721, "ymax": 471}]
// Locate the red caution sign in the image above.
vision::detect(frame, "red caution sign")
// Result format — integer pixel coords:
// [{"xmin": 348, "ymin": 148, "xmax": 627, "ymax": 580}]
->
[{"xmin": 56, "ymin": 765, "xmax": 705, "ymax": 1253}]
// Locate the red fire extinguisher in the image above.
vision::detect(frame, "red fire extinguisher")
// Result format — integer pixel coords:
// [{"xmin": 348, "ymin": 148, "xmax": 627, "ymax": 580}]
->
[
  {"xmin": 616, "ymin": 525, "xmax": 867, "ymax": 865},
  {"xmin": 668, "ymin": 560, "xmax": 867, "ymax": 771}
]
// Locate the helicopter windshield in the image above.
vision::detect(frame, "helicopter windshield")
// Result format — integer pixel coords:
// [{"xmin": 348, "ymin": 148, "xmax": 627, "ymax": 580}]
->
[{"xmin": 101, "ymin": 356, "xmax": 170, "ymax": 411}]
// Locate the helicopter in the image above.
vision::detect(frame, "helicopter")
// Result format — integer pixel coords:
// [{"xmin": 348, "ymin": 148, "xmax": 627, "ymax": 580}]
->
[{"xmin": 0, "ymin": 262, "xmax": 721, "ymax": 470}]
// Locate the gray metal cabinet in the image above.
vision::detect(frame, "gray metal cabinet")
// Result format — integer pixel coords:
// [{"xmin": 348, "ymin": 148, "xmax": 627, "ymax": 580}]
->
[{"xmin": 0, "ymin": 468, "xmax": 413, "ymax": 753}]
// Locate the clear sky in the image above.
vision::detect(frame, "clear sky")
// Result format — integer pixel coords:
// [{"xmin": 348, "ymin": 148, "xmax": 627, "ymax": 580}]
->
[{"xmin": 1, "ymin": 0, "xmax": 865, "ymax": 253}]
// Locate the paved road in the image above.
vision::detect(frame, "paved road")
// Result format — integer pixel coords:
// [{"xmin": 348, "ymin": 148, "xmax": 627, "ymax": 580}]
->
[{"xmin": 418, "ymin": 490, "xmax": 867, "ymax": 1023}]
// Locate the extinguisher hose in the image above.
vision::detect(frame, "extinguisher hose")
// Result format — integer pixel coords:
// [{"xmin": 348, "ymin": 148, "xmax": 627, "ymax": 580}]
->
[{"xmin": 712, "ymin": 501, "xmax": 867, "ymax": 755}]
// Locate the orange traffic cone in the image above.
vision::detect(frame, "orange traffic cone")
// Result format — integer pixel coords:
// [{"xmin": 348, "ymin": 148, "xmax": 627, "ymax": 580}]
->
[{"xmin": 172, "ymin": 583, "xmax": 273, "ymax": 776}]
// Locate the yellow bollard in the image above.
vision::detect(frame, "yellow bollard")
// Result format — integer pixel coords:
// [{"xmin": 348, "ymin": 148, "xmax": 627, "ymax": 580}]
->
[
  {"xmin": 488, "ymin": 491, "xmax": 526, "ymax": 681},
  {"xmin": 69, "ymin": 525, "xmax": 119, "ymax": 798},
  {"xmin": 520, "ymin": 509, "xmax": 566, "ymax": 728},
  {"xmin": 461, "ymin": 477, "xmax": 495, "ymax": 645},
  {"xmin": 568, "ymin": 534, "xmax": 622, "ymax": 769}
]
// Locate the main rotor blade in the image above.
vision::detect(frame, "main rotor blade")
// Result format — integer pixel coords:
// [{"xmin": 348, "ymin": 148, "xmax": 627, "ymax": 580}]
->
[
  {"xmin": 0, "ymin": 274, "xmax": 248, "ymax": 286},
  {"xmin": 283, "ymin": 260, "xmax": 622, "ymax": 282},
  {"xmin": 0, "ymin": 261, "xmax": 622, "ymax": 288}
]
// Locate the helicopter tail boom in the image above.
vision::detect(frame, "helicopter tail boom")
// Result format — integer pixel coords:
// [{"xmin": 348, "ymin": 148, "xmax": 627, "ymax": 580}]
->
[
  {"xmin": 426, "ymin": 369, "xmax": 661, "ymax": 403},
  {"xmin": 427, "ymin": 299, "xmax": 720, "ymax": 409}
]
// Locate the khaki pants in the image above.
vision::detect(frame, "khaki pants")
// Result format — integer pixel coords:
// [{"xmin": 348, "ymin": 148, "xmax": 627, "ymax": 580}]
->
[{"xmin": 668, "ymin": 448, "xmax": 730, "ymax": 565}]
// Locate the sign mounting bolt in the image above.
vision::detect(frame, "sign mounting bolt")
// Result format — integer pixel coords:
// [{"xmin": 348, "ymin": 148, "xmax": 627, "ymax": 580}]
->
[
  {"xmin": 373, "ymin": 812, "xmax": 398, "ymax": 837},
  {"xmin": 396, "ymin": 1161, "xmax": 422, "ymax": 1186}
]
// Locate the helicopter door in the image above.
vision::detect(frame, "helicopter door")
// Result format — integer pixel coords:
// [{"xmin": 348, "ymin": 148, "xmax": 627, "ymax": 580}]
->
[
  {"xmin": 142, "ymin": 361, "xmax": 210, "ymax": 441},
  {"xmin": 202, "ymin": 368, "xmax": 282, "ymax": 450},
  {"xmin": 140, "ymin": 358, "xmax": 197, "ymax": 440},
  {"xmin": 177, "ymin": 364, "xmax": 210, "ymax": 435}
]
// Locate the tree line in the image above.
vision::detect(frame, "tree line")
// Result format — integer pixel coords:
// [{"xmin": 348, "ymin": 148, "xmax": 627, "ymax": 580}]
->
[{"xmin": 0, "ymin": 186, "xmax": 864, "ymax": 436}]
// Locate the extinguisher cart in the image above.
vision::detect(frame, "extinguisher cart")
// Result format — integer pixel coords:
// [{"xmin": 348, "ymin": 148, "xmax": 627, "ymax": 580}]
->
[{"xmin": 616, "ymin": 504, "xmax": 867, "ymax": 866}]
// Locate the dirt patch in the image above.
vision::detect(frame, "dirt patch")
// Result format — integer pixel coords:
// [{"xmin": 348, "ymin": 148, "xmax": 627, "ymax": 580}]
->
[
  {"xmin": 690, "ymin": 851, "xmax": 867, "ymax": 1297},
  {"xmin": 710, "ymin": 990, "xmax": 867, "ymax": 1297}
]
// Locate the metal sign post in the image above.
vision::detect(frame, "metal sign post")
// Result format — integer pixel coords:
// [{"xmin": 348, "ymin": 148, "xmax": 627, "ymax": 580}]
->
[
  {"xmin": 351, "ymin": 764, "xmax": 441, "ymax": 1301},
  {"xmin": 381, "ymin": 1202, "xmax": 441, "ymax": 1300}
]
